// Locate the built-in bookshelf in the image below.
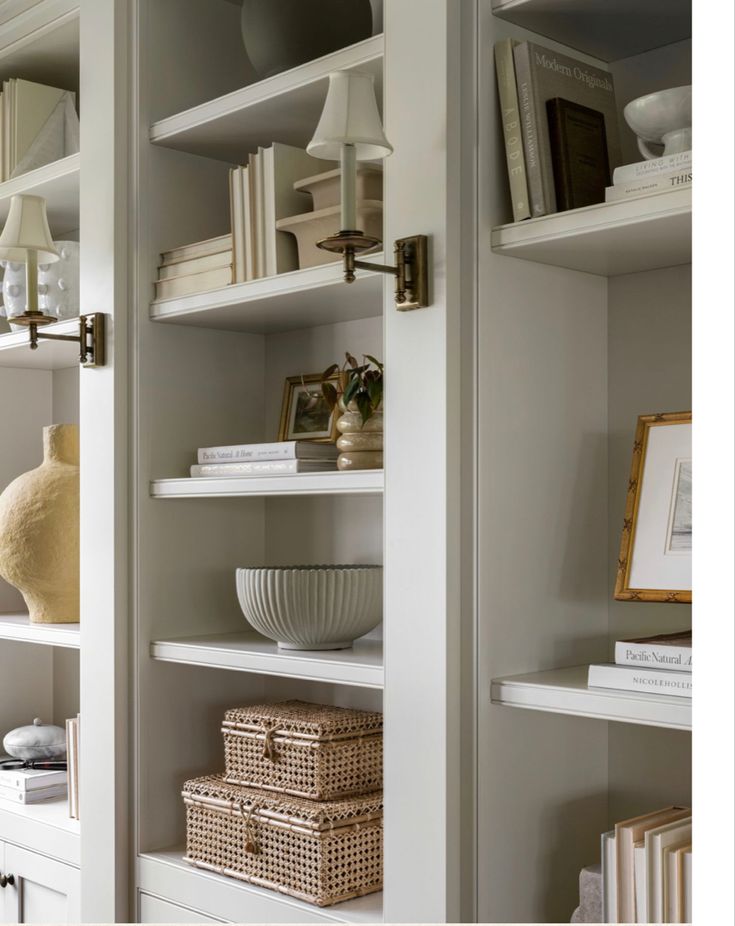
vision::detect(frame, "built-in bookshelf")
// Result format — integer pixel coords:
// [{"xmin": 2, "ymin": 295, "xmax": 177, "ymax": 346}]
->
[
  {"xmin": 0, "ymin": 612, "xmax": 80, "ymax": 648},
  {"xmin": 151, "ymin": 470, "xmax": 383, "ymax": 499}
]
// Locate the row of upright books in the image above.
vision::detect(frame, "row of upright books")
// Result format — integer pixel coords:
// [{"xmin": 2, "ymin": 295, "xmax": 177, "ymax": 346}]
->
[
  {"xmin": 603, "ymin": 805, "xmax": 692, "ymax": 923},
  {"xmin": 588, "ymin": 630, "xmax": 692, "ymax": 699},
  {"xmin": 191, "ymin": 440, "xmax": 337, "ymax": 478}
]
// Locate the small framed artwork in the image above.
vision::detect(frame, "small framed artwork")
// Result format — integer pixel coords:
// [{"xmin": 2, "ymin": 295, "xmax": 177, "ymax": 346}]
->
[
  {"xmin": 614, "ymin": 411, "xmax": 692, "ymax": 603},
  {"xmin": 278, "ymin": 373, "xmax": 338, "ymax": 443}
]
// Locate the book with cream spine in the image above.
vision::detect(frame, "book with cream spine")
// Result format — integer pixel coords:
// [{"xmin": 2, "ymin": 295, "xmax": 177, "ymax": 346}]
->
[
  {"xmin": 605, "ymin": 169, "xmax": 691, "ymax": 202},
  {"xmin": 494, "ymin": 38, "xmax": 530, "ymax": 222},
  {"xmin": 588, "ymin": 664, "xmax": 692, "ymax": 698},
  {"xmin": 197, "ymin": 440, "xmax": 338, "ymax": 464},
  {"xmin": 615, "ymin": 631, "xmax": 692, "ymax": 670},
  {"xmin": 612, "ymin": 150, "xmax": 691, "ymax": 184},
  {"xmin": 191, "ymin": 459, "xmax": 337, "ymax": 478}
]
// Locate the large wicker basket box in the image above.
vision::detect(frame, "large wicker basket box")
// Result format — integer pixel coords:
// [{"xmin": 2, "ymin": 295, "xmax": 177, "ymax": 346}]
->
[
  {"xmin": 183, "ymin": 775, "xmax": 383, "ymax": 907},
  {"xmin": 222, "ymin": 700, "xmax": 383, "ymax": 800}
]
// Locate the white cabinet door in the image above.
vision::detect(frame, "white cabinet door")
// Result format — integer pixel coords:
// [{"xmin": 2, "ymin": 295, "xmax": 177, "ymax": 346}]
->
[
  {"xmin": 139, "ymin": 892, "xmax": 227, "ymax": 923},
  {"xmin": 1, "ymin": 844, "xmax": 80, "ymax": 923}
]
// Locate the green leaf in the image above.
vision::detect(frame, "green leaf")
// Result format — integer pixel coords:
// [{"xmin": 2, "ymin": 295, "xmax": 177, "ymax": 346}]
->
[
  {"xmin": 343, "ymin": 376, "xmax": 361, "ymax": 406},
  {"xmin": 321, "ymin": 382, "xmax": 338, "ymax": 409},
  {"xmin": 321, "ymin": 363, "xmax": 339, "ymax": 380},
  {"xmin": 365, "ymin": 354, "xmax": 384, "ymax": 372},
  {"xmin": 345, "ymin": 352, "xmax": 358, "ymax": 369},
  {"xmin": 356, "ymin": 392, "xmax": 373, "ymax": 425},
  {"xmin": 367, "ymin": 377, "xmax": 382, "ymax": 408}
]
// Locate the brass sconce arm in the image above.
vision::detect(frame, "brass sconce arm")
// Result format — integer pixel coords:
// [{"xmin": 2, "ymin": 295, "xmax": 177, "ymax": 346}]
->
[
  {"xmin": 12, "ymin": 312, "xmax": 106, "ymax": 367},
  {"xmin": 317, "ymin": 231, "xmax": 429, "ymax": 311}
]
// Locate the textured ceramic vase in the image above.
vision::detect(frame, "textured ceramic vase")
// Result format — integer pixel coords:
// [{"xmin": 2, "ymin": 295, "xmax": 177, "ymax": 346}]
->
[
  {"xmin": 623, "ymin": 86, "xmax": 692, "ymax": 160},
  {"xmin": 236, "ymin": 565, "xmax": 382, "ymax": 650},
  {"xmin": 240, "ymin": 0, "xmax": 373, "ymax": 79},
  {"xmin": 336, "ymin": 402, "xmax": 383, "ymax": 471},
  {"xmin": 39, "ymin": 241, "xmax": 80, "ymax": 319},
  {"xmin": 0, "ymin": 424, "xmax": 80, "ymax": 623}
]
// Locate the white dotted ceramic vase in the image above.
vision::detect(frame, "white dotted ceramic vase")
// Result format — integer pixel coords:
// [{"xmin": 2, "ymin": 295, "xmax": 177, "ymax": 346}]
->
[
  {"xmin": 1, "ymin": 241, "xmax": 80, "ymax": 325},
  {"xmin": 236, "ymin": 565, "xmax": 382, "ymax": 650}
]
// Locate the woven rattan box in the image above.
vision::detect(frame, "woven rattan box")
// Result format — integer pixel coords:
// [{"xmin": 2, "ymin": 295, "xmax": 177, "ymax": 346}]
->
[
  {"xmin": 222, "ymin": 700, "xmax": 383, "ymax": 800},
  {"xmin": 183, "ymin": 775, "xmax": 383, "ymax": 907}
]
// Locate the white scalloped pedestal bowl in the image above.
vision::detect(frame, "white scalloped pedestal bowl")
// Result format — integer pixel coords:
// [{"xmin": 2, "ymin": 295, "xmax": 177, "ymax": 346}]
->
[{"xmin": 236, "ymin": 565, "xmax": 383, "ymax": 650}]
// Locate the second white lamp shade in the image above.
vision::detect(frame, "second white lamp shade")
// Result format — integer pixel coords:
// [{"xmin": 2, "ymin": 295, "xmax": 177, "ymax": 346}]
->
[{"xmin": 0, "ymin": 194, "xmax": 59, "ymax": 263}]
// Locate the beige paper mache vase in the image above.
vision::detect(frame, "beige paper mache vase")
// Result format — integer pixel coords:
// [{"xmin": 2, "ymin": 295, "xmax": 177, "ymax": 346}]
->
[{"xmin": 0, "ymin": 424, "xmax": 80, "ymax": 623}]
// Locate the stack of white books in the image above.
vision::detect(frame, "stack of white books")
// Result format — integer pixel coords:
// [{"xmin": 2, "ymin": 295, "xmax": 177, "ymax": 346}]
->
[
  {"xmin": 229, "ymin": 143, "xmax": 326, "ymax": 282},
  {"xmin": 191, "ymin": 440, "xmax": 338, "ymax": 478},
  {"xmin": 0, "ymin": 764, "xmax": 67, "ymax": 805},
  {"xmin": 605, "ymin": 150, "xmax": 691, "ymax": 203},
  {"xmin": 588, "ymin": 630, "xmax": 692, "ymax": 698},
  {"xmin": 155, "ymin": 235, "xmax": 233, "ymax": 300},
  {"xmin": 602, "ymin": 806, "xmax": 692, "ymax": 923}
]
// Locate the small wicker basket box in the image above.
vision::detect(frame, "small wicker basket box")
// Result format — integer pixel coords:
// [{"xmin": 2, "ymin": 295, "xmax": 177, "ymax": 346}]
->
[
  {"xmin": 183, "ymin": 775, "xmax": 383, "ymax": 907},
  {"xmin": 222, "ymin": 700, "xmax": 383, "ymax": 800}
]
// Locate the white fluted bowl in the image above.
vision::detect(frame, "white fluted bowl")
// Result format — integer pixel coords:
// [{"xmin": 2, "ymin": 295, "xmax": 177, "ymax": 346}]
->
[{"xmin": 236, "ymin": 565, "xmax": 383, "ymax": 650}]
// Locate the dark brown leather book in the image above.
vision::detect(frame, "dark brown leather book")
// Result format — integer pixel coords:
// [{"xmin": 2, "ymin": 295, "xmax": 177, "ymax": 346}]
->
[{"xmin": 547, "ymin": 97, "xmax": 610, "ymax": 211}]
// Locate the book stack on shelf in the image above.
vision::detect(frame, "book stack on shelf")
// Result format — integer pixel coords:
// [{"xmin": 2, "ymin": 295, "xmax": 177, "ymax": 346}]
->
[
  {"xmin": 605, "ymin": 149, "xmax": 692, "ymax": 203},
  {"xmin": 588, "ymin": 631, "xmax": 692, "ymax": 699},
  {"xmin": 0, "ymin": 79, "xmax": 79, "ymax": 181},
  {"xmin": 155, "ymin": 235, "xmax": 233, "ymax": 300},
  {"xmin": 494, "ymin": 38, "xmax": 621, "ymax": 219},
  {"xmin": 191, "ymin": 440, "xmax": 338, "ymax": 478},
  {"xmin": 602, "ymin": 806, "xmax": 692, "ymax": 923},
  {"xmin": 0, "ymin": 764, "xmax": 67, "ymax": 805},
  {"xmin": 66, "ymin": 714, "xmax": 80, "ymax": 820}
]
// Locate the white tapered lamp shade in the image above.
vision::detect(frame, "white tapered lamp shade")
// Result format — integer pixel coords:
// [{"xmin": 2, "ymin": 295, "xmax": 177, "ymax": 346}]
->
[
  {"xmin": 308, "ymin": 71, "xmax": 392, "ymax": 232},
  {"xmin": 0, "ymin": 194, "xmax": 59, "ymax": 263},
  {"xmin": 307, "ymin": 70, "xmax": 393, "ymax": 161}
]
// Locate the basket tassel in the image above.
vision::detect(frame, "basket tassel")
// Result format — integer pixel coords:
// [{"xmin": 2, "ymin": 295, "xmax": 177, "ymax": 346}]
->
[
  {"xmin": 262, "ymin": 725, "xmax": 278, "ymax": 761},
  {"xmin": 240, "ymin": 802, "xmax": 260, "ymax": 855}
]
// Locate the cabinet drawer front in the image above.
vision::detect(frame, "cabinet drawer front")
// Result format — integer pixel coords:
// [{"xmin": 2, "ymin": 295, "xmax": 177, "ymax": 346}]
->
[
  {"xmin": 139, "ymin": 892, "xmax": 226, "ymax": 924},
  {"xmin": 2, "ymin": 844, "xmax": 80, "ymax": 923}
]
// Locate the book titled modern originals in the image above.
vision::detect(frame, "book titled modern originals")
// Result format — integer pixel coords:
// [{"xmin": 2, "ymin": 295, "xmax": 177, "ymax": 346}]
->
[{"xmin": 513, "ymin": 42, "xmax": 621, "ymax": 216}]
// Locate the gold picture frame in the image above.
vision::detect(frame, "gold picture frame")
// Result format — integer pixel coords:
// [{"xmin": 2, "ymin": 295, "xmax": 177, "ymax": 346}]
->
[
  {"xmin": 277, "ymin": 373, "xmax": 339, "ymax": 444},
  {"xmin": 614, "ymin": 411, "xmax": 692, "ymax": 603}
]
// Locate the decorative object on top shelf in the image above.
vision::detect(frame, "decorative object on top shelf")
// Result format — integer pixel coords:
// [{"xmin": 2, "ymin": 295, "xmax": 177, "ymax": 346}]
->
[
  {"xmin": 0, "ymin": 79, "xmax": 79, "ymax": 182},
  {"xmin": 3, "ymin": 718, "xmax": 67, "ymax": 761},
  {"xmin": 239, "ymin": 0, "xmax": 373, "ymax": 79},
  {"xmin": 222, "ymin": 700, "xmax": 382, "ymax": 800},
  {"xmin": 2, "ymin": 240, "xmax": 80, "ymax": 324},
  {"xmin": 278, "ymin": 371, "xmax": 340, "ymax": 443},
  {"xmin": 614, "ymin": 411, "xmax": 691, "ymax": 603},
  {"xmin": 322, "ymin": 353, "xmax": 383, "ymax": 471},
  {"xmin": 236, "ymin": 564, "xmax": 383, "ymax": 650},
  {"xmin": 0, "ymin": 424, "xmax": 80, "ymax": 623},
  {"xmin": 308, "ymin": 70, "xmax": 430, "ymax": 309},
  {"xmin": 624, "ymin": 86, "xmax": 692, "ymax": 161},
  {"xmin": 183, "ymin": 775, "xmax": 383, "ymax": 907},
  {"xmin": 0, "ymin": 195, "xmax": 105, "ymax": 366}
]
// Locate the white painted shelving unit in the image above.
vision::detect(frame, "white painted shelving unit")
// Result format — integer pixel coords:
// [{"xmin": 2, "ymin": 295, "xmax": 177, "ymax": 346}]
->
[
  {"xmin": 0, "ymin": 318, "xmax": 83, "ymax": 370},
  {"xmin": 0, "ymin": 153, "xmax": 80, "ymax": 235},
  {"xmin": 151, "ymin": 470, "xmax": 384, "ymax": 499},
  {"xmin": 0, "ymin": 613, "xmax": 80, "ymax": 648},
  {"xmin": 491, "ymin": 666, "xmax": 691, "ymax": 731},
  {"xmin": 138, "ymin": 849, "xmax": 383, "ymax": 925},
  {"xmin": 150, "ymin": 259, "xmax": 383, "ymax": 334},
  {"xmin": 151, "ymin": 632, "xmax": 384, "ymax": 689},
  {"xmin": 491, "ymin": 188, "xmax": 692, "ymax": 276}
]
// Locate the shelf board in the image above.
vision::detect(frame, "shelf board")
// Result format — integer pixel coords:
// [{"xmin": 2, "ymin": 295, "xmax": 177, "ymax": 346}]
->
[
  {"xmin": 138, "ymin": 849, "xmax": 383, "ymax": 925},
  {"xmin": 491, "ymin": 665, "xmax": 691, "ymax": 731},
  {"xmin": 0, "ymin": 153, "xmax": 80, "ymax": 236},
  {"xmin": 0, "ymin": 317, "xmax": 82, "ymax": 370},
  {"xmin": 491, "ymin": 0, "xmax": 691, "ymax": 62},
  {"xmin": 0, "ymin": 796, "xmax": 79, "ymax": 867},
  {"xmin": 151, "ymin": 631, "xmax": 384, "ymax": 689},
  {"xmin": 0, "ymin": 3, "xmax": 80, "ymax": 91},
  {"xmin": 149, "ymin": 35, "xmax": 383, "ymax": 162},
  {"xmin": 491, "ymin": 189, "xmax": 691, "ymax": 276},
  {"xmin": 151, "ymin": 470, "xmax": 384, "ymax": 499},
  {"xmin": 0, "ymin": 613, "xmax": 80, "ymax": 649},
  {"xmin": 150, "ymin": 258, "xmax": 384, "ymax": 334}
]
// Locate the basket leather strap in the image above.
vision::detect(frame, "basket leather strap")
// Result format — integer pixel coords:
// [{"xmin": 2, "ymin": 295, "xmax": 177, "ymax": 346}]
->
[{"xmin": 261, "ymin": 724, "xmax": 278, "ymax": 761}]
